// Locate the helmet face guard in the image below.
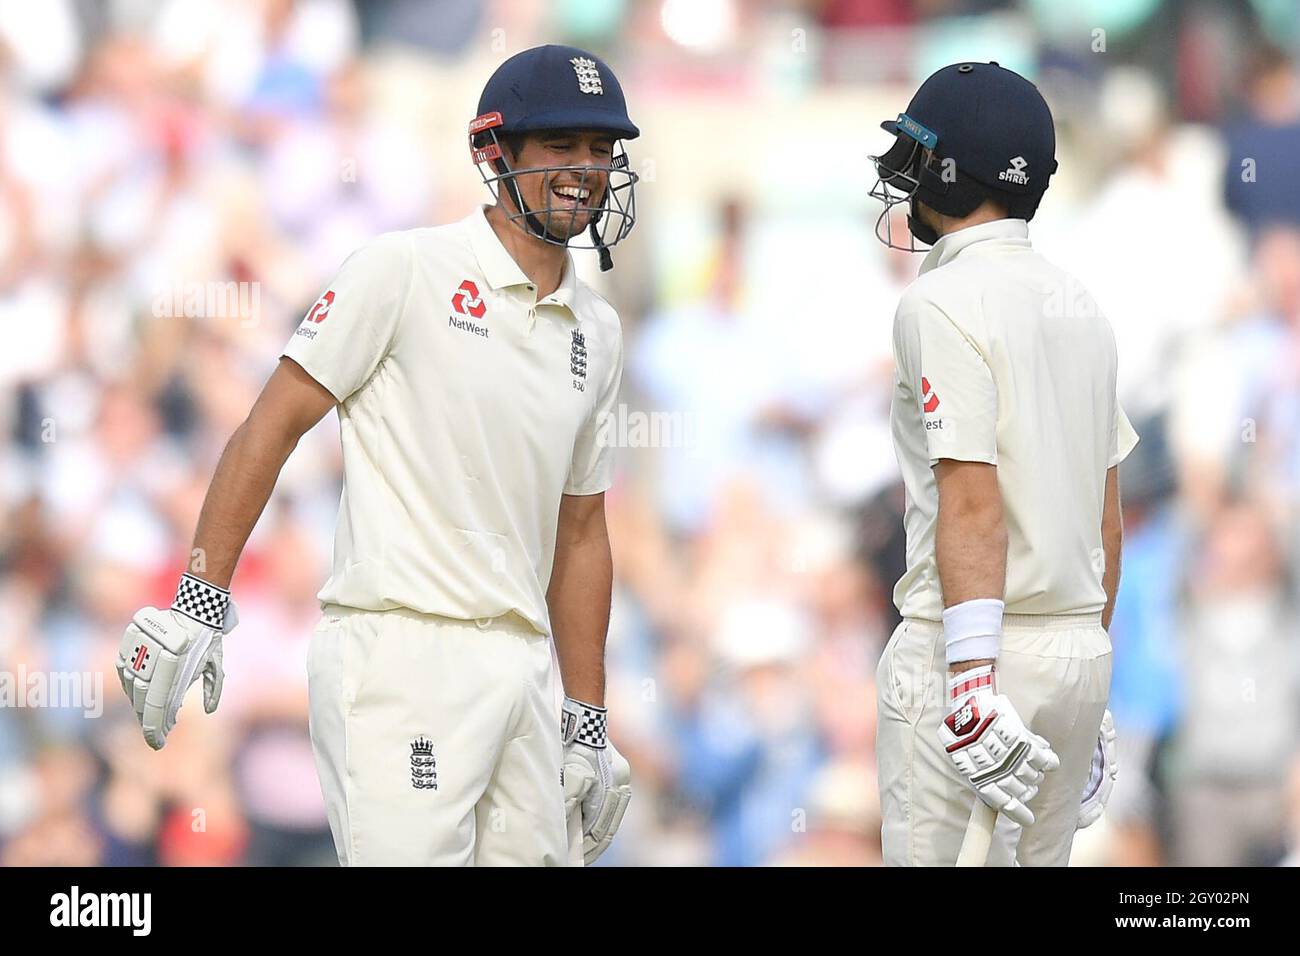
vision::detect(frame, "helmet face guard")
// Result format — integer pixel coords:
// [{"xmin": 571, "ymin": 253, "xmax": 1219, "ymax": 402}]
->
[
  {"xmin": 868, "ymin": 114, "xmax": 951, "ymax": 251},
  {"xmin": 869, "ymin": 131, "xmax": 928, "ymax": 252},
  {"xmin": 470, "ymin": 111, "xmax": 637, "ymax": 270}
]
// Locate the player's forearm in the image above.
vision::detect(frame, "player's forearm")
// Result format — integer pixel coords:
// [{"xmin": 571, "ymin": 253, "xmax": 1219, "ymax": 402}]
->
[
  {"xmin": 187, "ymin": 416, "xmax": 300, "ymax": 588},
  {"xmin": 935, "ymin": 501, "xmax": 1007, "ymax": 673},
  {"xmin": 1100, "ymin": 465, "xmax": 1123, "ymax": 631},
  {"xmin": 548, "ymin": 518, "xmax": 612, "ymax": 706},
  {"xmin": 935, "ymin": 503, "xmax": 1008, "ymax": 609},
  {"xmin": 1101, "ymin": 521, "xmax": 1122, "ymax": 631}
]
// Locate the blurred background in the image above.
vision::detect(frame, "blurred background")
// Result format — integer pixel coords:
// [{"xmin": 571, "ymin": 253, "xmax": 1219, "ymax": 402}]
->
[{"xmin": 0, "ymin": 0, "xmax": 1298, "ymax": 867}]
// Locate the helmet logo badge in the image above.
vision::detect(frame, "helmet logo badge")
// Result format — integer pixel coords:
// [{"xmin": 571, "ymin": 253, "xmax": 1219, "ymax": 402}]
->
[
  {"xmin": 999, "ymin": 155, "xmax": 1029, "ymax": 185},
  {"xmin": 569, "ymin": 57, "xmax": 604, "ymax": 95}
]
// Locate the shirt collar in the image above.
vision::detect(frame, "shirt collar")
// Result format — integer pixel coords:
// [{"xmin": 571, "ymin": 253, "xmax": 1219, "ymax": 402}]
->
[
  {"xmin": 539, "ymin": 245, "xmax": 579, "ymax": 312},
  {"xmin": 918, "ymin": 218, "xmax": 1030, "ymax": 275},
  {"xmin": 464, "ymin": 205, "xmax": 579, "ymax": 316}
]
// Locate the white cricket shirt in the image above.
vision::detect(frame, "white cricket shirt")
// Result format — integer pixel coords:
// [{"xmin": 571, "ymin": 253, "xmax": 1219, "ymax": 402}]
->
[
  {"xmin": 282, "ymin": 206, "xmax": 624, "ymax": 634},
  {"xmin": 890, "ymin": 218, "xmax": 1139, "ymax": 621}
]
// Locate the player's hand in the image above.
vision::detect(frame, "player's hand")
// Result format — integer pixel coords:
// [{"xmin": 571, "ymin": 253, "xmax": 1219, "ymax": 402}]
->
[
  {"xmin": 1077, "ymin": 709, "xmax": 1118, "ymax": 829},
  {"xmin": 937, "ymin": 664, "xmax": 1059, "ymax": 827},
  {"xmin": 116, "ymin": 573, "xmax": 237, "ymax": 751},
  {"xmin": 561, "ymin": 697, "xmax": 631, "ymax": 865}
]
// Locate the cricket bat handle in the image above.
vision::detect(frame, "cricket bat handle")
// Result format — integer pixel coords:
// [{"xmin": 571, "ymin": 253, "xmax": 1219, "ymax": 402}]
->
[{"xmin": 956, "ymin": 800, "xmax": 998, "ymax": 867}]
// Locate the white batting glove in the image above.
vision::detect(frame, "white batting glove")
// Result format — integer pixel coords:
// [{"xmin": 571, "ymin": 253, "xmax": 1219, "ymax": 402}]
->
[
  {"xmin": 561, "ymin": 697, "xmax": 631, "ymax": 865},
  {"xmin": 115, "ymin": 573, "xmax": 237, "ymax": 751},
  {"xmin": 937, "ymin": 664, "xmax": 1060, "ymax": 827},
  {"xmin": 1077, "ymin": 709, "xmax": 1118, "ymax": 829}
]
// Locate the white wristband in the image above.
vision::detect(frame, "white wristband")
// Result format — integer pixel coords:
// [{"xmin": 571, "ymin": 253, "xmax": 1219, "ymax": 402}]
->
[{"xmin": 942, "ymin": 598, "xmax": 1004, "ymax": 666}]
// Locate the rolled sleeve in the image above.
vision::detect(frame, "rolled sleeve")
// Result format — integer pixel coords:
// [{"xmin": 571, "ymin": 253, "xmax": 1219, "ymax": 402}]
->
[{"xmin": 1109, "ymin": 401, "xmax": 1140, "ymax": 468}]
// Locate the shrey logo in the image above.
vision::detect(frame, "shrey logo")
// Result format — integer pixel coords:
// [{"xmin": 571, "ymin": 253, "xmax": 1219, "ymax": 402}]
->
[
  {"xmin": 451, "ymin": 280, "xmax": 486, "ymax": 319},
  {"xmin": 921, "ymin": 376, "xmax": 940, "ymax": 413},
  {"xmin": 570, "ymin": 57, "xmax": 604, "ymax": 95},
  {"xmin": 999, "ymin": 156, "xmax": 1029, "ymax": 185},
  {"xmin": 305, "ymin": 290, "xmax": 334, "ymax": 323}
]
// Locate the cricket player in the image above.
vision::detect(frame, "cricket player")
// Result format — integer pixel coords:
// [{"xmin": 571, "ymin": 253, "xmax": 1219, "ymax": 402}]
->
[
  {"xmin": 868, "ymin": 62, "xmax": 1135, "ymax": 866},
  {"xmin": 115, "ymin": 45, "xmax": 638, "ymax": 866}
]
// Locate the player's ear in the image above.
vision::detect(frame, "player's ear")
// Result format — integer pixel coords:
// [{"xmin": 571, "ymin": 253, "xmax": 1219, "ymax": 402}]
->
[{"xmin": 502, "ymin": 132, "xmax": 530, "ymax": 165}]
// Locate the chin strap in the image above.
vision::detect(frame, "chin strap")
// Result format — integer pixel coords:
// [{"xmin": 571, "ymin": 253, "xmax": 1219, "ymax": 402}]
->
[
  {"xmin": 588, "ymin": 180, "xmax": 617, "ymax": 271},
  {"xmin": 590, "ymin": 213, "xmax": 613, "ymax": 272}
]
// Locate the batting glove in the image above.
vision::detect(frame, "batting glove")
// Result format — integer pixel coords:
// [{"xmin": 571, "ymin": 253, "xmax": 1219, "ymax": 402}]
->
[
  {"xmin": 1077, "ymin": 709, "xmax": 1118, "ymax": 829},
  {"xmin": 561, "ymin": 697, "xmax": 631, "ymax": 865},
  {"xmin": 937, "ymin": 664, "xmax": 1060, "ymax": 827},
  {"xmin": 116, "ymin": 573, "xmax": 237, "ymax": 751}
]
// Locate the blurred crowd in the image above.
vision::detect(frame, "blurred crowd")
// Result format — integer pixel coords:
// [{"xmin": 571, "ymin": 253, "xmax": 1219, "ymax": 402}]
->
[{"xmin": 1, "ymin": 0, "xmax": 1298, "ymax": 867}]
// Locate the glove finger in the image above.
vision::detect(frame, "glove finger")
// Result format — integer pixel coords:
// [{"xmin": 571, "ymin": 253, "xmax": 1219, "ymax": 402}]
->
[
  {"xmin": 1000, "ymin": 796, "xmax": 1035, "ymax": 828},
  {"xmin": 593, "ymin": 783, "xmax": 631, "ymax": 837},
  {"xmin": 1027, "ymin": 735, "xmax": 1060, "ymax": 772},
  {"xmin": 145, "ymin": 653, "xmax": 185, "ymax": 749},
  {"xmin": 977, "ymin": 784, "xmax": 1011, "ymax": 814},
  {"xmin": 562, "ymin": 758, "xmax": 596, "ymax": 813},
  {"xmin": 583, "ymin": 787, "xmax": 631, "ymax": 866},
  {"xmin": 132, "ymin": 674, "xmax": 150, "ymax": 718},
  {"xmin": 1013, "ymin": 761, "xmax": 1045, "ymax": 791},
  {"xmin": 116, "ymin": 658, "xmax": 133, "ymax": 700},
  {"xmin": 203, "ymin": 653, "xmax": 224, "ymax": 714},
  {"xmin": 998, "ymin": 770, "xmax": 1040, "ymax": 801},
  {"xmin": 581, "ymin": 777, "xmax": 605, "ymax": 827},
  {"xmin": 141, "ymin": 698, "xmax": 167, "ymax": 750}
]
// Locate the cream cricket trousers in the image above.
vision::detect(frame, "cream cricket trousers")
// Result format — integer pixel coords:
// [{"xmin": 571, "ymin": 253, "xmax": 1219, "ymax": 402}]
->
[
  {"xmin": 876, "ymin": 613, "xmax": 1112, "ymax": 867},
  {"xmin": 306, "ymin": 604, "xmax": 580, "ymax": 866}
]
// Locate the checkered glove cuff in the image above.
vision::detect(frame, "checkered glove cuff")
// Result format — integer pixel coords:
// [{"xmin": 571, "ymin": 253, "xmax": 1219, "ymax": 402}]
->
[
  {"xmin": 171, "ymin": 572, "xmax": 230, "ymax": 630},
  {"xmin": 561, "ymin": 697, "xmax": 608, "ymax": 749}
]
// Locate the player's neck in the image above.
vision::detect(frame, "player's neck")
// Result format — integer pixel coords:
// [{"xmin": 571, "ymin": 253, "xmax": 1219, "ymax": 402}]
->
[
  {"xmin": 930, "ymin": 204, "xmax": 1010, "ymax": 241},
  {"xmin": 486, "ymin": 204, "xmax": 568, "ymax": 299}
]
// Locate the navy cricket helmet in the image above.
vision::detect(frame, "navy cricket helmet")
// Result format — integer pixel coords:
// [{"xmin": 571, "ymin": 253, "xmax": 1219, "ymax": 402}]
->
[
  {"xmin": 869, "ymin": 61, "xmax": 1057, "ymax": 250},
  {"xmin": 470, "ymin": 45, "xmax": 639, "ymax": 271}
]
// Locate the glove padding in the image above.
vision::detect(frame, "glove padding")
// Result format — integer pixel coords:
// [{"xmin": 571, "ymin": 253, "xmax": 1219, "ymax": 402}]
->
[
  {"xmin": 116, "ymin": 599, "xmax": 237, "ymax": 751},
  {"xmin": 937, "ymin": 665, "xmax": 1060, "ymax": 827},
  {"xmin": 1077, "ymin": 709, "xmax": 1118, "ymax": 829},
  {"xmin": 561, "ymin": 697, "xmax": 631, "ymax": 865}
]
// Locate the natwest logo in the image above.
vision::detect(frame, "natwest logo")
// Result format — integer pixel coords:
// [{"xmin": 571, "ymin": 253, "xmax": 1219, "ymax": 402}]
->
[
  {"xmin": 451, "ymin": 280, "xmax": 486, "ymax": 319},
  {"xmin": 921, "ymin": 376, "xmax": 940, "ymax": 413},
  {"xmin": 305, "ymin": 290, "xmax": 334, "ymax": 323}
]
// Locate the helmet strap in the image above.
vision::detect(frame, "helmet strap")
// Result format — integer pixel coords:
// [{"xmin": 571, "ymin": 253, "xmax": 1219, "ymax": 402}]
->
[{"xmin": 588, "ymin": 187, "xmax": 613, "ymax": 271}]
